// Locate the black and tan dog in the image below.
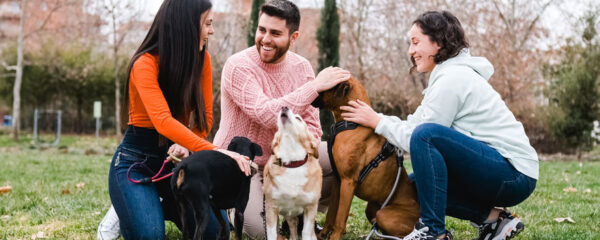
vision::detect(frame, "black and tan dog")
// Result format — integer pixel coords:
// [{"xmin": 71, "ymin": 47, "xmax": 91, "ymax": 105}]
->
[
  {"xmin": 312, "ymin": 77, "xmax": 420, "ymax": 239},
  {"xmin": 171, "ymin": 136, "xmax": 261, "ymax": 240}
]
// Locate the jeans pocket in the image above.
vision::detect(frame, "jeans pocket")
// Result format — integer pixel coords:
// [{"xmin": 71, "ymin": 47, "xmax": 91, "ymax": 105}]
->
[
  {"xmin": 113, "ymin": 146, "xmax": 163, "ymax": 171},
  {"xmin": 494, "ymin": 174, "xmax": 535, "ymax": 207}
]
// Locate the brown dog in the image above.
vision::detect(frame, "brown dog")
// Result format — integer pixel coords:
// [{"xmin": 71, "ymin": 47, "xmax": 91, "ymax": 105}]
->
[
  {"xmin": 264, "ymin": 107, "xmax": 322, "ymax": 240},
  {"xmin": 313, "ymin": 77, "xmax": 420, "ymax": 239}
]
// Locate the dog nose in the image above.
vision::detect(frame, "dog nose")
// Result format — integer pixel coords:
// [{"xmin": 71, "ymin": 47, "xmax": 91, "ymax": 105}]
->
[{"xmin": 281, "ymin": 106, "xmax": 289, "ymax": 112}]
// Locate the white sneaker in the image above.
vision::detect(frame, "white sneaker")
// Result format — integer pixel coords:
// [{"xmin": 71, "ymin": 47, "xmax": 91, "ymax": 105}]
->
[{"xmin": 97, "ymin": 205, "xmax": 121, "ymax": 240}]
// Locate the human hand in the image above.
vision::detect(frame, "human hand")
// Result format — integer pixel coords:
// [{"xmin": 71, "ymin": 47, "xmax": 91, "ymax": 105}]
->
[
  {"xmin": 217, "ymin": 149, "xmax": 252, "ymax": 176},
  {"xmin": 340, "ymin": 99, "xmax": 381, "ymax": 129},
  {"xmin": 167, "ymin": 144, "xmax": 189, "ymax": 163},
  {"xmin": 311, "ymin": 66, "xmax": 351, "ymax": 92}
]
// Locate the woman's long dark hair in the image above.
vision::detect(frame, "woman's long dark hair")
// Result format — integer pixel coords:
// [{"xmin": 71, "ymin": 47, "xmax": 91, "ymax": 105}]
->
[
  {"xmin": 123, "ymin": 0, "xmax": 213, "ymax": 139},
  {"xmin": 410, "ymin": 11, "xmax": 469, "ymax": 72}
]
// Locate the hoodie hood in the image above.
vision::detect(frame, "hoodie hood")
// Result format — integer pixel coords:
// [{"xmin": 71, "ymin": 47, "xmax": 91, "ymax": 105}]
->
[{"xmin": 428, "ymin": 48, "xmax": 494, "ymax": 88}]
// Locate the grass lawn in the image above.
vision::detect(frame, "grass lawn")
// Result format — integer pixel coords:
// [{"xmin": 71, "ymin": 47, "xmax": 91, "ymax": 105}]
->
[{"xmin": 1, "ymin": 133, "xmax": 599, "ymax": 239}]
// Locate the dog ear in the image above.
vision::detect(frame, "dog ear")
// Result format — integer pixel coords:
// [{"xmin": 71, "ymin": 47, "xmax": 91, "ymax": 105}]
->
[
  {"xmin": 252, "ymin": 143, "xmax": 263, "ymax": 157},
  {"xmin": 227, "ymin": 139, "xmax": 238, "ymax": 151},
  {"xmin": 334, "ymin": 82, "xmax": 350, "ymax": 99}
]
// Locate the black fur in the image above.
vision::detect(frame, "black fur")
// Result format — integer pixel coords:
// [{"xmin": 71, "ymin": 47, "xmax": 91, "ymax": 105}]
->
[{"xmin": 171, "ymin": 136, "xmax": 262, "ymax": 240}]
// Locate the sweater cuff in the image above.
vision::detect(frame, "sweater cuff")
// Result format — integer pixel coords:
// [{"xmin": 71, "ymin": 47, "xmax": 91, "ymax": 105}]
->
[
  {"xmin": 300, "ymin": 82, "xmax": 319, "ymax": 103},
  {"xmin": 374, "ymin": 114, "xmax": 388, "ymax": 135}
]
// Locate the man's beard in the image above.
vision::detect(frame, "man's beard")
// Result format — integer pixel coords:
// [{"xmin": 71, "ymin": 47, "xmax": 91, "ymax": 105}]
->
[{"xmin": 257, "ymin": 40, "xmax": 290, "ymax": 64}]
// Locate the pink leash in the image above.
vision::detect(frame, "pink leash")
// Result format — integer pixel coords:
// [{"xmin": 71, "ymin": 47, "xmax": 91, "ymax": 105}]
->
[{"xmin": 127, "ymin": 154, "xmax": 182, "ymax": 184}]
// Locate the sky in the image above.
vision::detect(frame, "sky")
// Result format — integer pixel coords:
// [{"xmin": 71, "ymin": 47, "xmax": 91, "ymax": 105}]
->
[
  {"xmin": 144, "ymin": 0, "xmax": 321, "ymax": 17},
  {"xmin": 142, "ymin": 0, "xmax": 597, "ymax": 48}
]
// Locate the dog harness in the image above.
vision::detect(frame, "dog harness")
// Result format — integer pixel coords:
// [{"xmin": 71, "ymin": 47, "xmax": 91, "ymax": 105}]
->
[{"xmin": 327, "ymin": 120, "xmax": 404, "ymax": 184}]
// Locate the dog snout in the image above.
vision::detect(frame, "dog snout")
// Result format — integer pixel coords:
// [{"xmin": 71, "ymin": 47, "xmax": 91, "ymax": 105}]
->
[{"xmin": 281, "ymin": 106, "xmax": 289, "ymax": 113}]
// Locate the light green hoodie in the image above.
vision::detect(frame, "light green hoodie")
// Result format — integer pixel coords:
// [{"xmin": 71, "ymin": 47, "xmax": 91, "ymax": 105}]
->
[{"xmin": 374, "ymin": 49, "xmax": 539, "ymax": 179}]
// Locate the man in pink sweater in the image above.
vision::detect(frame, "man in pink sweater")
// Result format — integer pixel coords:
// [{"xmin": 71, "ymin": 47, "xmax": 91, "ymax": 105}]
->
[{"xmin": 213, "ymin": 0, "xmax": 350, "ymax": 238}]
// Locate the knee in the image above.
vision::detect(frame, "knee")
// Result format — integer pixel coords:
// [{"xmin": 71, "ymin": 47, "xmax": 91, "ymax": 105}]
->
[{"xmin": 410, "ymin": 123, "xmax": 444, "ymax": 149}]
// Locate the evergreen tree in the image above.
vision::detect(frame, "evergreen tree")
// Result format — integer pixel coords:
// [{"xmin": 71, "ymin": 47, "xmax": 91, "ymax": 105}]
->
[
  {"xmin": 545, "ymin": 12, "xmax": 600, "ymax": 156},
  {"xmin": 247, "ymin": 0, "xmax": 265, "ymax": 47},
  {"xmin": 316, "ymin": 0, "xmax": 340, "ymax": 139},
  {"xmin": 316, "ymin": 0, "xmax": 340, "ymax": 71}
]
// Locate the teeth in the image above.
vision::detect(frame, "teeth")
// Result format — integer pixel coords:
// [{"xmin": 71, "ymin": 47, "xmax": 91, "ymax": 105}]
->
[{"xmin": 262, "ymin": 46, "xmax": 273, "ymax": 51}]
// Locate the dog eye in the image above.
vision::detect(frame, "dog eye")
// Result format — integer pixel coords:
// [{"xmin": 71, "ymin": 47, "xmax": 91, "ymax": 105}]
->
[{"xmin": 295, "ymin": 116, "xmax": 302, "ymax": 121}]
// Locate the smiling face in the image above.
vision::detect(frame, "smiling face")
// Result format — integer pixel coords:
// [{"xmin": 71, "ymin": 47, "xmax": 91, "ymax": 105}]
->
[
  {"xmin": 199, "ymin": 9, "xmax": 214, "ymax": 51},
  {"xmin": 407, "ymin": 24, "xmax": 441, "ymax": 73},
  {"xmin": 255, "ymin": 14, "xmax": 298, "ymax": 64}
]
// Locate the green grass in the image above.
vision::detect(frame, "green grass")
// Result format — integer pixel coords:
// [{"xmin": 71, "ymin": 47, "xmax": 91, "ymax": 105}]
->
[{"xmin": 1, "ymin": 134, "xmax": 599, "ymax": 239}]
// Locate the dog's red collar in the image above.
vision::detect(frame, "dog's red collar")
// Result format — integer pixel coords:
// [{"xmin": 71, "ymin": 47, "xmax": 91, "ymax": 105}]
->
[{"xmin": 278, "ymin": 155, "xmax": 308, "ymax": 168}]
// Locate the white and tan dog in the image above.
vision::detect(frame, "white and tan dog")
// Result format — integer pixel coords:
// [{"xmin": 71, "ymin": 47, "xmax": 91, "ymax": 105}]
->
[{"xmin": 263, "ymin": 106, "xmax": 322, "ymax": 240}]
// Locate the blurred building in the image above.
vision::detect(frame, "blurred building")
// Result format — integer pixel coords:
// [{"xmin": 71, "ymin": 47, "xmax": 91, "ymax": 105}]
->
[{"xmin": 0, "ymin": 0, "xmax": 103, "ymax": 52}]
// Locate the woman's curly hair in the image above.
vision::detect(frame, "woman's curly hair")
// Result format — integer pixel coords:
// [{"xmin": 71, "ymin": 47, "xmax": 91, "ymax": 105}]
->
[{"xmin": 410, "ymin": 11, "xmax": 469, "ymax": 71}]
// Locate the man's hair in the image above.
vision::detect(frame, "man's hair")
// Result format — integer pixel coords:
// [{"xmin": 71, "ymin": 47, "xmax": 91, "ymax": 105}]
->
[
  {"xmin": 260, "ymin": 0, "xmax": 301, "ymax": 34},
  {"xmin": 413, "ymin": 11, "xmax": 469, "ymax": 64}
]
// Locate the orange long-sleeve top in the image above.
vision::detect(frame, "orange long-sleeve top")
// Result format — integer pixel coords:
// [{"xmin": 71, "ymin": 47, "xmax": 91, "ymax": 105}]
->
[{"xmin": 127, "ymin": 51, "xmax": 216, "ymax": 152}]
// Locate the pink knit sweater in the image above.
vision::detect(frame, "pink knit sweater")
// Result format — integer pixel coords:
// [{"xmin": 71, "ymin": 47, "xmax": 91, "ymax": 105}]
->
[{"xmin": 213, "ymin": 47, "xmax": 323, "ymax": 166}]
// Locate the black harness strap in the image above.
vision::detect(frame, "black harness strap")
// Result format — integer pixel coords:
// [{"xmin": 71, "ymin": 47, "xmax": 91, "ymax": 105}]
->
[
  {"xmin": 357, "ymin": 141, "xmax": 397, "ymax": 184},
  {"xmin": 327, "ymin": 120, "xmax": 401, "ymax": 184},
  {"xmin": 327, "ymin": 121, "xmax": 360, "ymax": 181}
]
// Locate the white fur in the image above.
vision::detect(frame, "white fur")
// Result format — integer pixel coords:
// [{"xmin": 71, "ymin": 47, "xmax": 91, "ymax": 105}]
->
[
  {"xmin": 271, "ymin": 165, "xmax": 316, "ymax": 217},
  {"xmin": 277, "ymin": 133, "xmax": 307, "ymax": 164},
  {"xmin": 266, "ymin": 224, "xmax": 278, "ymax": 240}
]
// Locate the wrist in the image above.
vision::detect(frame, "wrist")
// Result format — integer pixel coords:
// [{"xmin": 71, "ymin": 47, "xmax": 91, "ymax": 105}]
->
[
  {"xmin": 309, "ymin": 80, "xmax": 321, "ymax": 93},
  {"xmin": 371, "ymin": 115, "xmax": 381, "ymax": 129}
]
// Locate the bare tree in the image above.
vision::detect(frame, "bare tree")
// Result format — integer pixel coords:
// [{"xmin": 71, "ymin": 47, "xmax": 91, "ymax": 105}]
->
[
  {"xmin": 96, "ymin": 0, "xmax": 145, "ymax": 138},
  {"xmin": 5, "ymin": 0, "xmax": 68, "ymax": 141}
]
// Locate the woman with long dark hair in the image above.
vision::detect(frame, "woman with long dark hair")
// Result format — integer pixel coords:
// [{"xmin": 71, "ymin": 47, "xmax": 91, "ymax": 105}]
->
[
  {"xmin": 99, "ymin": 0, "xmax": 251, "ymax": 239},
  {"xmin": 341, "ymin": 11, "xmax": 537, "ymax": 240}
]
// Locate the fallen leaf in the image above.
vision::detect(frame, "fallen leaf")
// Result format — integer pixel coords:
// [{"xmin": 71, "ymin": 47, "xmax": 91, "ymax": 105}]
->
[
  {"xmin": 62, "ymin": 189, "xmax": 70, "ymax": 195},
  {"xmin": 554, "ymin": 217, "xmax": 575, "ymax": 223},
  {"xmin": 0, "ymin": 186, "xmax": 12, "ymax": 194},
  {"xmin": 93, "ymin": 211, "xmax": 101, "ymax": 215},
  {"xmin": 550, "ymin": 200, "xmax": 555, "ymax": 204},
  {"xmin": 576, "ymin": 170, "xmax": 581, "ymax": 175},
  {"xmin": 31, "ymin": 231, "xmax": 46, "ymax": 239},
  {"xmin": 563, "ymin": 187, "xmax": 577, "ymax": 192},
  {"xmin": 584, "ymin": 189, "xmax": 591, "ymax": 193},
  {"xmin": 562, "ymin": 172, "xmax": 569, "ymax": 182},
  {"xmin": 0, "ymin": 215, "xmax": 10, "ymax": 220},
  {"xmin": 76, "ymin": 182, "xmax": 85, "ymax": 188},
  {"xmin": 579, "ymin": 162, "xmax": 583, "ymax": 167}
]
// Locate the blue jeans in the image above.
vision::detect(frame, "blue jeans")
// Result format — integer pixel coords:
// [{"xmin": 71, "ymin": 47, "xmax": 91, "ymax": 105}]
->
[
  {"xmin": 409, "ymin": 123, "xmax": 536, "ymax": 236},
  {"xmin": 108, "ymin": 126, "xmax": 229, "ymax": 239}
]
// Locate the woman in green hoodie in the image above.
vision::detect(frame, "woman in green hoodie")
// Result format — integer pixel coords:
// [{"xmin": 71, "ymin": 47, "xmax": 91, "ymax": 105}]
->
[{"xmin": 341, "ymin": 11, "xmax": 538, "ymax": 240}]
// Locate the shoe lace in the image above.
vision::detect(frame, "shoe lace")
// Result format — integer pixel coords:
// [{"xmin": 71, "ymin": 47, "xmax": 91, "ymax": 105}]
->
[{"xmin": 404, "ymin": 228, "xmax": 429, "ymax": 240}]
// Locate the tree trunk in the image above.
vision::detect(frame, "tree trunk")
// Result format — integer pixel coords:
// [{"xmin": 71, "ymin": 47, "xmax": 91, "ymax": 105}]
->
[
  {"xmin": 112, "ymin": 11, "xmax": 122, "ymax": 138},
  {"xmin": 12, "ymin": 0, "xmax": 27, "ymax": 141},
  {"xmin": 114, "ymin": 47, "xmax": 121, "ymax": 138}
]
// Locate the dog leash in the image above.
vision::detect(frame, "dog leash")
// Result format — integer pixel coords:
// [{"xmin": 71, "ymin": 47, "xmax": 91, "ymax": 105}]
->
[
  {"xmin": 127, "ymin": 153, "xmax": 182, "ymax": 184},
  {"xmin": 365, "ymin": 149, "xmax": 405, "ymax": 240}
]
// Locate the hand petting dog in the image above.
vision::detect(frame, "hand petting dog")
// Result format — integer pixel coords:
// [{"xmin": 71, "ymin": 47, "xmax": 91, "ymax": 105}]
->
[
  {"xmin": 217, "ymin": 149, "xmax": 252, "ymax": 176},
  {"xmin": 340, "ymin": 99, "xmax": 381, "ymax": 129},
  {"xmin": 166, "ymin": 144, "xmax": 252, "ymax": 176}
]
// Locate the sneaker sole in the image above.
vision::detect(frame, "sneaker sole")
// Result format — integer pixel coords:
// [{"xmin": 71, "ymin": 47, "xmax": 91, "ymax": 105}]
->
[{"xmin": 491, "ymin": 220, "xmax": 524, "ymax": 240}]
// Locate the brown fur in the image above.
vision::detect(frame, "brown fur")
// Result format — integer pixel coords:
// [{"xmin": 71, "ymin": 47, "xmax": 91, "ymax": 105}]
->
[{"xmin": 317, "ymin": 77, "xmax": 420, "ymax": 239}]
